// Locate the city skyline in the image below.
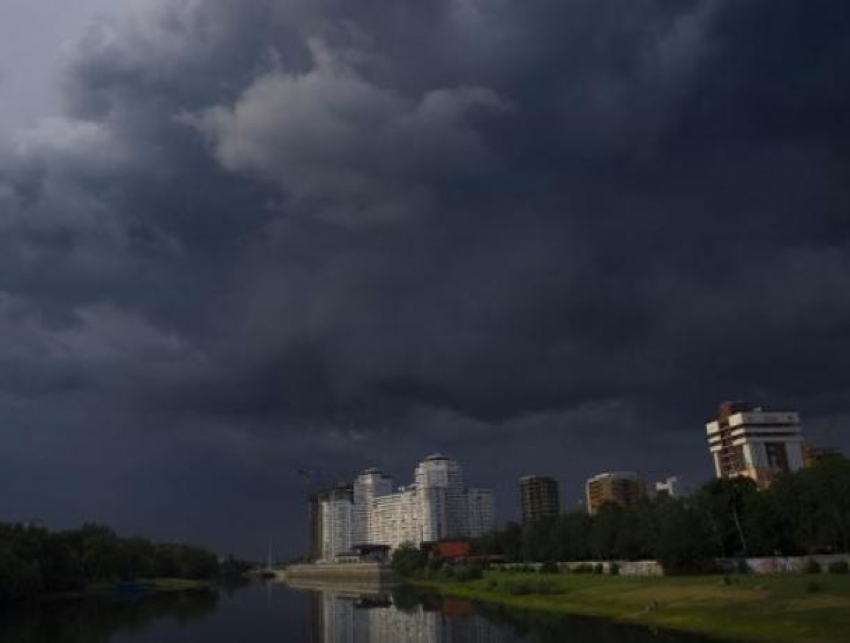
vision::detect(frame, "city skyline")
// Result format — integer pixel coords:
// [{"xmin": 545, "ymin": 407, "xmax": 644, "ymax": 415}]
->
[{"xmin": 1, "ymin": 1, "xmax": 849, "ymax": 559}]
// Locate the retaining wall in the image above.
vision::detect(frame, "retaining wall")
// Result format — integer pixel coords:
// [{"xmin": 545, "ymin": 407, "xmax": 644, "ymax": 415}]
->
[
  {"xmin": 284, "ymin": 562, "xmax": 394, "ymax": 583},
  {"xmin": 494, "ymin": 554, "xmax": 849, "ymax": 576}
]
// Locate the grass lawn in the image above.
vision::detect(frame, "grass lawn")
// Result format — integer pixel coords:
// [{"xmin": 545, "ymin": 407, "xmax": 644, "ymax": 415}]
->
[{"xmin": 417, "ymin": 571, "xmax": 850, "ymax": 643}]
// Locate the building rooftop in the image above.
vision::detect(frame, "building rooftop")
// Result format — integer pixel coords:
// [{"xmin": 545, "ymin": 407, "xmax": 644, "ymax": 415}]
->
[
  {"xmin": 519, "ymin": 474, "xmax": 557, "ymax": 482},
  {"xmin": 587, "ymin": 471, "xmax": 641, "ymax": 482},
  {"xmin": 360, "ymin": 467, "xmax": 389, "ymax": 476}
]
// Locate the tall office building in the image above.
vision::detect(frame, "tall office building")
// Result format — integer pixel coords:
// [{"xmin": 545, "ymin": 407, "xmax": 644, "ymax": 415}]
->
[
  {"xmin": 519, "ymin": 475, "xmax": 560, "ymax": 523},
  {"xmin": 585, "ymin": 472, "xmax": 646, "ymax": 515},
  {"xmin": 352, "ymin": 468, "xmax": 394, "ymax": 547},
  {"xmin": 706, "ymin": 401, "xmax": 805, "ymax": 486}
]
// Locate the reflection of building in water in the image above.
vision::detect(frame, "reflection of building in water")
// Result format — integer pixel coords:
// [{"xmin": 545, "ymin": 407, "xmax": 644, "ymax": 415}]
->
[
  {"xmin": 318, "ymin": 592, "xmax": 371, "ymax": 643},
  {"xmin": 311, "ymin": 590, "xmax": 507, "ymax": 643},
  {"xmin": 308, "ymin": 591, "xmax": 324, "ymax": 643},
  {"xmin": 369, "ymin": 603, "xmax": 442, "ymax": 643}
]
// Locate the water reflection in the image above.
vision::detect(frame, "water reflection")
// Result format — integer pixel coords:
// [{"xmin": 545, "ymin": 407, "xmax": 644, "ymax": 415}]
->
[
  {"xmin": 0, "ymin": 589, "xmax": 218, "ymax": 643},
  {"xmin": 303, "ymin": 584, "xmax": 513, "ymax": 643},
  {"xmin": 295, "ymin": 581, "xmax": 712, "ymax": 643},
  {"xmin": 0, "ymin": 581, "xmax": 713, "ymax": 643}
]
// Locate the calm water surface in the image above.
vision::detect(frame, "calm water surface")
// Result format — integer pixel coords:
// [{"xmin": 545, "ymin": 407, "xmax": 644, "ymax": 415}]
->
[{"xmin": 0, "ymin": 581, "xmax": 714, "ymax": 643}]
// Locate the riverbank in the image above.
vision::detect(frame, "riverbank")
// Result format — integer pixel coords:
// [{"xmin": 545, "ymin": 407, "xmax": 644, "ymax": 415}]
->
[
  {"xmin": 34, "ymin": 578, "xmax": 216, "ymax": 604},
  {"xmin": 416, "ymin": 571, "xmax": 850, "ymax": 643}
]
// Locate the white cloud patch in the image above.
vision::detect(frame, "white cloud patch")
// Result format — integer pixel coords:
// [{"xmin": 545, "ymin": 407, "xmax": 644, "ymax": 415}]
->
[
  {"xmin": 188, "ymin": 38, "xmax": 508, "ymax": 225},
  {"xmin": 14, "ymin": 117, "xmax": 130, "ymax": 172}
]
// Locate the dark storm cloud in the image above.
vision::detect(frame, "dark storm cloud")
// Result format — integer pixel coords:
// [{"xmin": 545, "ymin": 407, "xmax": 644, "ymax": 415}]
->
[{"xmin": 2, "ymin": 0, "xmax": 850, "ymax": 554}]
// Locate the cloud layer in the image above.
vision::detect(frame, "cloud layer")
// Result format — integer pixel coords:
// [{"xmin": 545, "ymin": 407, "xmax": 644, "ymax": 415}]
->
[{"xmin": 1, "ymin": 0, "xmax": 849, "ymax": 554}]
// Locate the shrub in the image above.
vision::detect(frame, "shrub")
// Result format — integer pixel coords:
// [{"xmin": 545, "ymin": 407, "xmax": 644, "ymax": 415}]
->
[
  {"xmin": 828, "ymin": 560, "xmax": 849, "ymax": 575},
  {"xmin": 539, "ymin": 561, "xmax": 559, "ymax": 574},
  {"xmin": 503, "ymin": 580, "xmax": 535, "ymax": 595},
  {"xmin": 573, "ymin": 564, "xmax": 593, "ymax": 574},
  {"xmin": 453, "ymin": 565, "xmax": 483, "ymax": 582},
  {"xmin": 391, "ymin": 543, "xmax": 427, "ymax": 578},
  {"xmin": 535, "ymin": 579, "xmax": 564, "ymax": 595},
  {"xmin": 593, "ymin": 564, "xmax": 604, "ymax": 574},
  {"xmin": 804, "ymin": 559, "xmax": 822, "ymax": 574},
  {"xmin": 609, "ymin": 562, "xmax": 620, "ymax": 576},
  {"xmin": 0, "ymin": 548, "xmax": 42, "ymax": 602},
  {"xmin": 806, "ymin": 581, "xmax": 822, "ymax": 593}
]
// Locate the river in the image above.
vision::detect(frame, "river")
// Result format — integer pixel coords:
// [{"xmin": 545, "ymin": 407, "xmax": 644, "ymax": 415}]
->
[{"xmin": 0, "ymin": 581, "xmax": 713, "ymax": 642}]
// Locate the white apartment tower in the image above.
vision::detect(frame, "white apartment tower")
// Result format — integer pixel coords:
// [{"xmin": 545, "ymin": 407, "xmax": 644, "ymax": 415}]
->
[
  {"xmin": 352, "ymin": 468, "xmax": 394, "ymax": 547},
  {"xmin": 706, "ymin": 401, "xmax": 805, "ymax": 487},
  {"xmin": 414, "ymin": 454, "xmax": 467, "ymax": 540},
  {"xmin": 367, "ymin": 454, "xmax": 494, "ymax": 552},
  {"xmin": 311, "ymin": 455, "xmax": 495, "ymax": 559},
  {"xmin": 319, "ymin": 485, "xmax": 353, "ymax": 562},
  {"xmin": 368, "ymin": 486, "xmax": 421, "ymax": 550}
]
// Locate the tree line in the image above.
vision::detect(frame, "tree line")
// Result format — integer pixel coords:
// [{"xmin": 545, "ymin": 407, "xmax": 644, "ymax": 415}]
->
[
  {"xmin": 0, "ymin": 522, "xmax": 246, "ymax": 603},
  {"xmin": 472, "ymin": 455, "xmax": 850, "ymax": 573}
]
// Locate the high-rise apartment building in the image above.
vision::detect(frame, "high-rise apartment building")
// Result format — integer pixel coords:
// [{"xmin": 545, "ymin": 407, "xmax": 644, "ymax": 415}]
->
[
  {"xmin": 414, "ymin": 454, "xmax": 469, "ymax": 540},
  {"xmin": 352, "ymin": 468, "xmax": 394, "ymax": 547},
  {"xmin": 319, "ymin": 484, "xmax": 354, "ymax": 561},
  {"xmin": 467, "ymin": 488, "xmax": 495, "ymax": 537},
  {"xmin": 311, "ymin": 454, "xmax": 494, "ymax": 559},
  {"xmin": 368, "ymin": 486, "xmax": 421, "ymax": 550},
  {"xmin": 369, "ymin": 455, "xmax": 494, "ymax": 549},
  {"xmin": 519, "ymin": 475, "xmax": 560, "ymax": 523},
  {"xmin": 307, "ymin": 492, "xmax": 322, "ymax": 561},
  {"xmin": 706, "ymin": 401, "xmax": 805, "ymax": 486},
  {"xmin": 585, "ymin": 472, "xmax": 646, "ymax": 515}
]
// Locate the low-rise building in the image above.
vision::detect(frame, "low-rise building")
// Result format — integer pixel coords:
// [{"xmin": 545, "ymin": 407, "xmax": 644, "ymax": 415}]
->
[
  {"xmin": 654, "ymin": 476, "xmax": 683, "ymax": 498},
  {"xmin": 803, "ymin": 442, "xmax": 841, "ymax": 468}
]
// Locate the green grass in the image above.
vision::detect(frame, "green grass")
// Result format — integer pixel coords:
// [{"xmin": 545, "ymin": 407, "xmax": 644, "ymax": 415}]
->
[{"xmin": 416, "ymin": 572, "xmax": 850, "ymax": 643}]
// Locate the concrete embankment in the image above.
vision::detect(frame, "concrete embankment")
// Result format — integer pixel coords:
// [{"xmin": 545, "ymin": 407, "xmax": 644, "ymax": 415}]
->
[{"xmin": 283, "ymin": 562, "xmax": 395, "ymax": 584}]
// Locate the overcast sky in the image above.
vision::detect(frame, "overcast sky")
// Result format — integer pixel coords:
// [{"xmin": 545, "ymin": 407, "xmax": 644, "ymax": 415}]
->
[{"xmin": 1, "ymin": 0, "xmax": 849, "ymax": 559}]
